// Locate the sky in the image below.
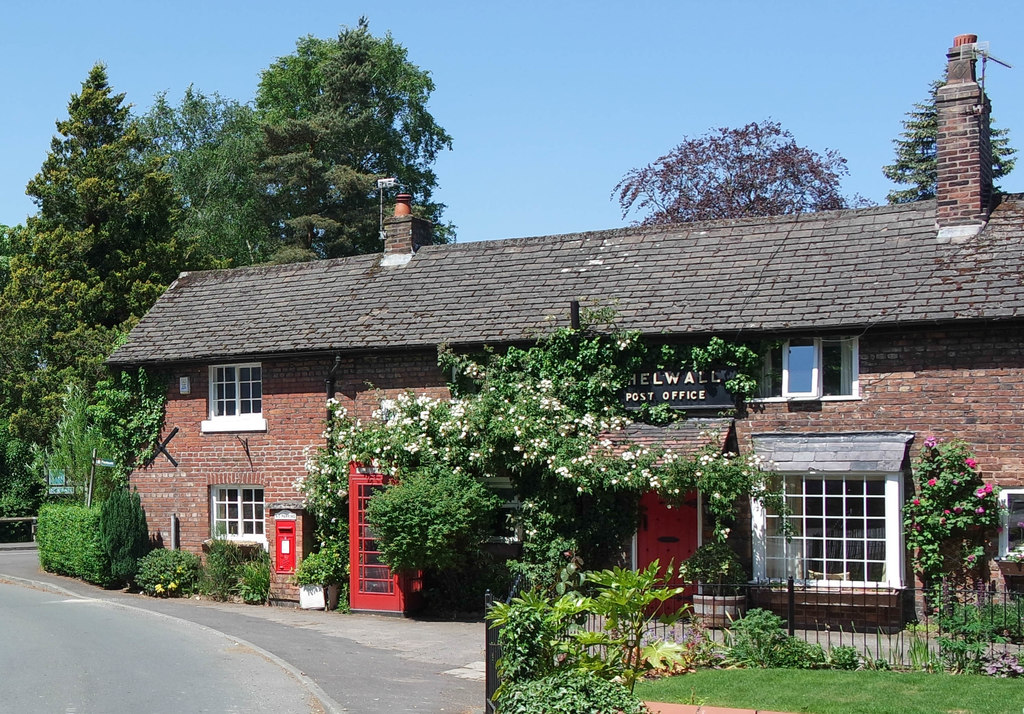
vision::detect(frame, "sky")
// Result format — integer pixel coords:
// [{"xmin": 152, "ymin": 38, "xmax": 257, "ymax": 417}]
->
[{"xmin": 2, "ymin": 1, "xmax": 1023, "ymax": 243}]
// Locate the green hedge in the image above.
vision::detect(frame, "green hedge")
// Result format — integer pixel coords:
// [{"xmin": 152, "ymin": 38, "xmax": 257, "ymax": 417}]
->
[{"xmin": 37, "ymin": 503, "xmax": 112, "ymax": 586}]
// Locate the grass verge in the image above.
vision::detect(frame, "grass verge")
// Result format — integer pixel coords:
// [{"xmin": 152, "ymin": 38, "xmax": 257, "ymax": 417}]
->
[{"xmin": 635, "ymin": 669, "xmax": 1023, "ymax": 714}]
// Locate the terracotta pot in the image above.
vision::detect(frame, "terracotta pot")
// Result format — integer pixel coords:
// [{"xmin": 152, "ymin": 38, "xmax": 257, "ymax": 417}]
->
[{"xmin": 692, "ymin": 594, "xmax": 746, "ymax": 628}]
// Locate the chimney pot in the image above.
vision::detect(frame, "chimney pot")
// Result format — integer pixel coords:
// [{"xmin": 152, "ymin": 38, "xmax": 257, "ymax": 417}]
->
[
  {"xmin": 953, "ymin": 34, "xmax": 978, "ymax": 47},
  {"xmin": 394, "ymin": 193, "xmax": 412, "ymax": 217}
]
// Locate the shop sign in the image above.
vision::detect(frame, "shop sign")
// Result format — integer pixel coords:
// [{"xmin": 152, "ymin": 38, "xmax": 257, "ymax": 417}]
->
[{"xmin": 621, "ymin": 369, "xmax": 736, "ymax": 411}]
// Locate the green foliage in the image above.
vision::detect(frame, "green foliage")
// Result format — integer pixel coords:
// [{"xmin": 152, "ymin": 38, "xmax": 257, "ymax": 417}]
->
[
  {"xmin": 99, "ymin": 486, "xmax": 150, "ymax": 586},
  {"xmin": 256, "ymin": 20, "xmax": 453, "ymax": 260},
  {"xmin": 681, "ymin": 541, "xmax": 747, "ymax": 595},
  {"xmin": 936, "ymin": 596, "xmax": 1024, "ymax": 671},
  {"xmin": 36, "ymin": 503, "xmax": 112, "ymax": 585},
  {"xmin": 723, "ymin": 608, "xmax": 826, "ymax": 669},
  {"xmin": 826, "ymin": 645, "xmax": 861, "ymax": 671},
  {"xmin": 139, "ymin": 87, "xmax": 269, "ymax": 267},
  {"xmin": 237, "ymin": 550, "xmax": 271, "ymax": 605},
  {"xmin": 37, "ymin": 384, "xmax": 107, "ymax": 503},
  {"xmin": 302, "ymin": 312, "xmax": 771, "ymax": 586},
  {"xmin": 365, "ymin": 466, "xmax": 501, "ymax": 571},
  {"xmin": 0, "ymin": 64, "xmax": 184, "ymax": 442},
  {"xmin": 89, "ymin": 367, "xmax": 167, "ymax": 483},
  {"xmin": 580, "ymin": 561, "xmax": 689, "ymax": 692},
  {"xmin": 201, "ymin": 539, "xmax": 251, "ymax": 601},
  {"xmin": 0, "ymin": 418, "xmax": 43, "ymax": 541},
  {"xmin": 487, "ymin": 562, "xmax": 688, "ymax": 702},
  {"xmin": 496, "ymin": 667, "xmax": 646, "ymax": 714},
  {"xmin": 884, "ymin": 79, "xmax": 1016, "ymax": 204},
  {"xmin": 293, "ymin": 541, "xmax": 349, "ymax": 586},
  {"xmin": 903, "ymin": 437, "xmax": 1001, "ymax": 584},
  {"xmin": 134, "ymin": 548, "xmax": 202, "ymax": 597}
]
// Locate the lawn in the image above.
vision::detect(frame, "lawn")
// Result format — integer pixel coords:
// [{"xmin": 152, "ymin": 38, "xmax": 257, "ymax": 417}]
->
[{"xmin": 635, "ymin": 669, "xmax": 1023, "ymax": 714}]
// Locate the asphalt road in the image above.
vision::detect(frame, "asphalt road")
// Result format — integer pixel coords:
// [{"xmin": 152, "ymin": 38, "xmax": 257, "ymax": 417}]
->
[
  {"xmin": 0, "ymin": 547, "xmax": 485, "ymax": 714},
  {"xmin": 0, "ymin": 582, "xmax": 320, "ymax": 713}
]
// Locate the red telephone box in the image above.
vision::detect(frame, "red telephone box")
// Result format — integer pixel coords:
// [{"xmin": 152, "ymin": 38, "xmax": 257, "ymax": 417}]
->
[
  {"xmin": 348, "ymin": 463, "xmax": 423, "ymax": 614},
  {"xmin": 275, "ymin": 520, "xmax": 296, "ymax": 574}
]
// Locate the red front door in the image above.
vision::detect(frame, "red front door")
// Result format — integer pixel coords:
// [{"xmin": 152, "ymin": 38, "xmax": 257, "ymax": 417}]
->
[{"xmin": 636, "ymin": 490, "xmax": 698, "ymax": 591}]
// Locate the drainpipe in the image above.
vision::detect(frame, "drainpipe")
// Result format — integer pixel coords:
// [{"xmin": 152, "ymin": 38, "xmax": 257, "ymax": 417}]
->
[{"xmin": 324, "ymin": 355, "xmax": 342, "ymax": 420}]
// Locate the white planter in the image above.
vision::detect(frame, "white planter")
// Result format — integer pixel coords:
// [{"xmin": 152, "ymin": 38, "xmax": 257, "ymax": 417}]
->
[
  {"xmin": 299, "ymin": 584, "xmax": 326, "ymax": 610},
  {"xmin": 299, "ymin": 584, "xmax": 341, "ymax": 610}
]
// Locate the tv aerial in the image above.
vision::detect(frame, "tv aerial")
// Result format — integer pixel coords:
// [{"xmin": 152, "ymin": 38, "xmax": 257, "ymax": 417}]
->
[
  {"xmin": 377, "ymin": 177, "xmax": 398, "ymax": 241},
  {"xmin": 959, "ymin": 41, "xmax": 1013, "ymax": 92}
]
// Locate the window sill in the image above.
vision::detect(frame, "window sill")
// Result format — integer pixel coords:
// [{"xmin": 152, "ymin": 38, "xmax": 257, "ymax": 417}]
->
[
  {"xmin": 750, "ymin": 395, "xmax": 861, "ymax": 404},
  {"xmin": 201, "ymin": 416, "xmax": 267, "ymax": 433}
]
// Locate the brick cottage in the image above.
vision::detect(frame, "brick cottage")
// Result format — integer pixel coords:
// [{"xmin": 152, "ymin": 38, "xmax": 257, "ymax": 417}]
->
[{"xmin": 109, "ymin": 35, "xmax": 1024, "ymax": 607}]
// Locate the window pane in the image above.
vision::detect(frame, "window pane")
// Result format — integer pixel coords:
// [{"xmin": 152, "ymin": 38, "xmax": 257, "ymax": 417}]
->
[
  {"xmin": 822, "ymin": 339, "xmax": 853, "ymax": 396},
  {"xmin": 786, "ymin": 340, "xmax": 816, "ymax": 394},
  {"xmin": 1009, "ymin": 494, "xmax": 1024, "ymax": 551},
  {"xmin": 761, "ymin": 345, "xmax": 783, "ymax": 397}
]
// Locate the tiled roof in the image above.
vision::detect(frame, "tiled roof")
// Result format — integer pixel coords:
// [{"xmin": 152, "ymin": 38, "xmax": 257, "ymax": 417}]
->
[
  {"xmin": 109, "ymin": 195, "xmax": 1024, "ymax": 365},
  {"xmin": 751, "ymin": 432, "xmax": 915, "ymax": 473}
]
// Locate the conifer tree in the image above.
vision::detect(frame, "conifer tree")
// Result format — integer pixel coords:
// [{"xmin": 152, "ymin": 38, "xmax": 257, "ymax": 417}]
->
[
  {"xmin": 99, "ymin": 486, "xmax": 150, "ymax": 587},
  {"xmin": 256, "ymin": 20, "xmax": 452, "ymax": 261},
  {"xmin": 883, "ymin": 79, "xmax": 1016, "ymax": 204},
  {"xmin": 0, "ymin": 64, "xmax": 183, "ymax": 442}
]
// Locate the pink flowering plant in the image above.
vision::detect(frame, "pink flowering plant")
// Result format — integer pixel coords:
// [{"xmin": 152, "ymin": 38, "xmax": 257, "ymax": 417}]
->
[{"xmin": 903, "ymin": 437, "xmax": 1002, "ymax": 583}]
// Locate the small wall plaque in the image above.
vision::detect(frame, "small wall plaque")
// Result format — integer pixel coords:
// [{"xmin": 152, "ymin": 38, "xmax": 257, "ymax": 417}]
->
[{"xmin": 179, "ymin": 376, "xmax": 191, "ymax": 395}]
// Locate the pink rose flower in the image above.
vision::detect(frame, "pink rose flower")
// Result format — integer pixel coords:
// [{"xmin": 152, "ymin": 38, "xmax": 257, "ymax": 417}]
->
[
  {"xmin": 924, "ymin": 436, "xmax": 938, "ymax": 448},
  {"xmin": 976, "ymin": 507, "xmax": 985, "ymax": 514},
  {"xmin": 913, "ymin": 498, "xmax": 920, "ymax": 506},
  {"xmin": 965, "ymin": 458, "xmax": 977, "ymax": 469},
  {"xmin": 927, "ymin": 478, "xmax": 936, "ymax": 487}
]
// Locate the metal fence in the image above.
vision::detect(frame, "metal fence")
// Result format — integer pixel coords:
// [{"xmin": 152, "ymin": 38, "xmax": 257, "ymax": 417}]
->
[{"xmin": 484, "ymin": 578, "xmax": 1024, "ymax": 710}]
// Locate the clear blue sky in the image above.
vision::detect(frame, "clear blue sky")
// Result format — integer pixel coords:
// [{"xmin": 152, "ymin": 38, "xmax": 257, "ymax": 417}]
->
[{"xmin": 2, "ymin": 1, "xmax": 1022, "ymax": 243}]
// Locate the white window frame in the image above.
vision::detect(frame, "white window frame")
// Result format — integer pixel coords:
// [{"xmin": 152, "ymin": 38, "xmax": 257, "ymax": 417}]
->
[
  {"xmin": 210, "ymin": 485, "xmax": 267, "ymax": 544},
  {"xmin": 751, "ymin": 471, "xmax": 903, "ymax": 588},
  {"xmin": 998, "ymin": 488, "xmax": 1024, "ymax": 559},
  {"xmin": 201, "ymin": 362, "xmax": 267, "ymax": 433},
  {"xmin": 758, "ymin": 337, "xmax": 859, "ymax": 401}
]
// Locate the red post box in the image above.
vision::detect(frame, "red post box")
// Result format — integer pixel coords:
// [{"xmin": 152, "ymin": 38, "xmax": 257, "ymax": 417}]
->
[{"xmin": 275, "ymin": 520, "xmax": 296, "ymax": 574}]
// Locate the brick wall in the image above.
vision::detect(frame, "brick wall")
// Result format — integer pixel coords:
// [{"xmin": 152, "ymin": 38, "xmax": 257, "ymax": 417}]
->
[
  {"xmin": 735, "ymin": 324, "xmax": 1024, "ymax": 486},
  {"xmin": 131, "ymin": 349, "xmax": 449, "ymax": 600}
]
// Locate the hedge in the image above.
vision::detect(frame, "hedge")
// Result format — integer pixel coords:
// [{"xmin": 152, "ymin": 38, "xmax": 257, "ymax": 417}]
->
[{"xmin": 37, "ymin": 503, "xmax": 112, "ymax": 586}]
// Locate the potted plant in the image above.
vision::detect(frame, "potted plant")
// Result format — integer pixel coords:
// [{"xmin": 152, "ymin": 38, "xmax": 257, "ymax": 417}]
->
[
  {"xmin": 293, "ymin": 542, "xmax": 348, "ymax": 610},
  {"xmin": 681, "ymin": 541, "xmax": 748, "ymax": 627}
]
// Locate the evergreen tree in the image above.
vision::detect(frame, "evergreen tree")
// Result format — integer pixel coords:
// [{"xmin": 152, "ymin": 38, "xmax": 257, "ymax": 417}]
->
[
  {"xmin": 883, "ymin": 79, "xmax": 1016, "ymax": 204},
  {"xmin": 0, "ymin": 64, "xmax": 184, "ymax": 442},
  {"xmin": 256, "ymin": 20, "xmax": 452, "ymax": 261},
  {"xmin": 99, "ymin": 485, "xmax": 150, "ymax": 586}
]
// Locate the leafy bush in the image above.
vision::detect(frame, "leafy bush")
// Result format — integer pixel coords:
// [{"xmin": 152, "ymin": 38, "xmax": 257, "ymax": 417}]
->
[
  {"xmin": 723, "ymin": 608, "xmax": 825, "ymax": 669},
  {"xmin": 201, "ymin": 539, "xmax": 250, "ymax": 601},
  {"xmin": 682, "ymin": 541, "xmax": 747, "ymax": 595},
  {"xmin": 37, "ymin": 503, "xmax": 112, "ymax": 585},
  {"xmin": 984, "ymin": 652, "xmax": 1024, "ymax": 678},
  {"xmin": 135, "ymin": 549, "xmax": 202, "ymax": 597},
  {"xmin": 364, "ymin": 466, "xmax": 501, "ymax": 572},
  {"xmin": 496, "ymin": 667, "xmax": 646, "ymax": 714},
  {"xmin": 99, "ymin": 486, "xmax": 150, "ymax": 587},
  {"xmin": 294, "ymin": 541, "xmax": 348, "ymax": 586},
  {"xmin": 238, "ymin": 551, "xmax": 271, "ymax": 605},
  {"xmin": 938, "ymin": 597, "xmax": 1024, "ymax": 643},
  {"xmin": 827, "ymin": 645, "xmax": 861, "ymax": 671}
]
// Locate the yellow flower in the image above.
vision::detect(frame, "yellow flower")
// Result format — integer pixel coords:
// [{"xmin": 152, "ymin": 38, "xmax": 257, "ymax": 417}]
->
[{"xmin": 155, "ymin": 584, "xmax": 164, "ymax": 593}]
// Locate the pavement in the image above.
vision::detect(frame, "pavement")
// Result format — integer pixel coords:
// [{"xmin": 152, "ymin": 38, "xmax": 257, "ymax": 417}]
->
[{"xmin": 0, "ymin": 542, "xmax": 776, "ymax": 714}]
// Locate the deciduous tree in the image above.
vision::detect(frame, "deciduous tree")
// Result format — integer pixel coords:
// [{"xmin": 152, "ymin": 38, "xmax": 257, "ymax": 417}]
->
[
  {"xmin": 140, "ymin": 88, "xmax": 270, "ymax": 266},
  {"xmin": 614, "ymin": 120, "xmax": 853, "ymax": 225}
]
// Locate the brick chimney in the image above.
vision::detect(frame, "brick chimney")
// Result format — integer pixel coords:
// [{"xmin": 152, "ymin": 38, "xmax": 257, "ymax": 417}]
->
[
  {"xmin": 935, "ymin": 34, "xmax": 992, "ymax": 233},
  {"xmin": 382, "ymin": 193, "xmax": 432, "ymax": 266}
]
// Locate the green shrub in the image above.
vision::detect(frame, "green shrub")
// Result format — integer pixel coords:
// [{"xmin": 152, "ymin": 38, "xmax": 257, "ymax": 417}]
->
[
  {"xmin": 293, "ymin": 541, "xmax": 348, "ymax": 586},
  {"xmin": 723, "ymin": 608, "xmax": 826, "ymax": 669},
  {"xmin": 201, "ymin": 539, "xmax": 249, "ymax": 601},
  {"xmin": 364, "ymin": 465, "xmax": 501, "ymax": 572},
  {"xmin": 827, "ymin": 645, "xmax": 861, "ymax": 670},
  {"xmin": 238, "ymin": 551, "xmax": 271, "ymax": 605},
  {"xmin": 99, "ymin": 486, "xmax": 150, "ymax": 587},
  {"xmin": 135, "ymin": 549, "xmax": 202, "ymax": 597},
  {"xmin": 496, "ymin": 668, "xmax": 646, "ymax": 714},
  {"xmin": 37, "ymin": 503, "xmax": 112, "ymax": 585}
]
